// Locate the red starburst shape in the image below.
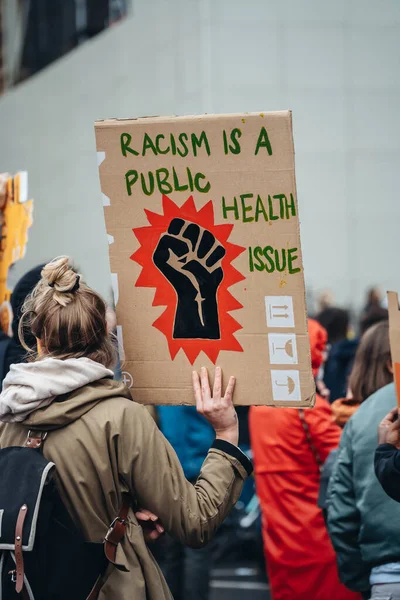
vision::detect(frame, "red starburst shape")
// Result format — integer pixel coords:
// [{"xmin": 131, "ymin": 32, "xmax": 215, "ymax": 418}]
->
[{"xmin": 131, "ymin": 195, "xmax": 245, "ymax": 364}]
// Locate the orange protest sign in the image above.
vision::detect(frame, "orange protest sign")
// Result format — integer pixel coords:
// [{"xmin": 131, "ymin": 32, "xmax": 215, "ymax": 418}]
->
[{"xmin": 0, "ymin": 172, "xmax": 33, "ymax": 334}]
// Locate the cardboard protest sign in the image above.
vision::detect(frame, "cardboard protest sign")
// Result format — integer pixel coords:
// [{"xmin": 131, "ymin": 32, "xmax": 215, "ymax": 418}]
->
[
  {"xmin": 0, "ymin": 172, "xmax": 33, "ymax": 335},
  {"xmin": 95, "ymin": 111, "xmax": 315, "ymax": 406},
  {"xmin": 387, "ymin": 291, "xmax": 400, "ymax": 407}
]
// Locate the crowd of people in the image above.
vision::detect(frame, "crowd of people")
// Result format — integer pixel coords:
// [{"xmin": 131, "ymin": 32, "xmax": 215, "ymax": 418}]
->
[{"xmin": 0, "ymin": 261, "xmax": 399, "ymax": 600}]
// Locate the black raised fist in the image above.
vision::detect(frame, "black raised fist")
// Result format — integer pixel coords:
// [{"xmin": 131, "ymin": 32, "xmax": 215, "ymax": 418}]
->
[{"xmin": 153, "ymin": 218, "xmax": 226, "ymax": 339}]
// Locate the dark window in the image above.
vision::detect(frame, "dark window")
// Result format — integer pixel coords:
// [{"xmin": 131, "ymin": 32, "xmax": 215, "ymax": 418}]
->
[{"xmin": 5, "ymin": 0, "xmax": 128, "ymax": 87}]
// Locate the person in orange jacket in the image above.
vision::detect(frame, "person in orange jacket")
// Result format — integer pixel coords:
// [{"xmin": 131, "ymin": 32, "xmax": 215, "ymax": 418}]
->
[{"xmin": 249, "ymin": 319, "xmax": 361, "ymax": 600}]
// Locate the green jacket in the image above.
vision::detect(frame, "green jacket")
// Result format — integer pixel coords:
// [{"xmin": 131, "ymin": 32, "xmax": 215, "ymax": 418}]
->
[{"xmin": 327, "ymin": 383, "xmax": 400, "ymax": 593}]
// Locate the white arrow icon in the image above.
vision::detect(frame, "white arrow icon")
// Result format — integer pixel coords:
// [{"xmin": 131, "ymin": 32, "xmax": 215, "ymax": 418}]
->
[{"xmin": 265, "ymin": 296, "xmax": 295, "ymax": 328}]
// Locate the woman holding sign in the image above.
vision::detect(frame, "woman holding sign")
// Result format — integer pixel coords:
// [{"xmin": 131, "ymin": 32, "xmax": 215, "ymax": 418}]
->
[{"xmin": 0, "ymin": 256, "xmax": 252, "ymax": 600}]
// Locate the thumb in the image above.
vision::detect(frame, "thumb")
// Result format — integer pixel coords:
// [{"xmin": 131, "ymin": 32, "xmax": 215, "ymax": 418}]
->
[
  {"xmin": 380, "ymin": 408, "xmax": 399, "ymax": 428},
  {"xmin": 390, "ymin": 417, "xmax": 400, "ymax": 431}
]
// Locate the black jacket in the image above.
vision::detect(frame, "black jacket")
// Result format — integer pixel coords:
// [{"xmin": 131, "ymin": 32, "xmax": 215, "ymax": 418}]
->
[
  {"xmin": 0, "ymin": 333, "xmax": 25, "ymax": 385},
  {"xmin": 324, "ymin": 338, "xmax": 358, "ymax": 402},
  {"xmin": 375, "ymin": 444, "xmax": 400, "ymax": 502},
  {"xmin": 0, "ymin": 264, "xmax": 44, "ymax": 385}
]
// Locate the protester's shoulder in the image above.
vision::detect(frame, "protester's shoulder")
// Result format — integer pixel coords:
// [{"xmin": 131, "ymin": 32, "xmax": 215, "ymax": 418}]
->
[
  {"xmin": 314, "ymin": 393, "xmax": 334, "ymax": 411},
  {"xmin": 307, "ymin": 395, "xmax": 336, "ymax": 426},
  {"xmin": 114, "ymin": 397, "xmax": 155, "ymax": 422},
  {"xmin": 250, "ymin": 405, "xmax": 300, "ymax": 422},
  {"xmin": 88, "ymin": 385, "xmax": 155, "ymax": 428},
  {"xmin": 249, "ymin": 406, "xmax": 306, "ymax": 447}
]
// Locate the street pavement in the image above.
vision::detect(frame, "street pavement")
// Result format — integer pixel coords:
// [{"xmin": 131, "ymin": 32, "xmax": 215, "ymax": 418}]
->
[{"xmin": 210, "ymin": 565, "xmax": 270, "ymax": 600}]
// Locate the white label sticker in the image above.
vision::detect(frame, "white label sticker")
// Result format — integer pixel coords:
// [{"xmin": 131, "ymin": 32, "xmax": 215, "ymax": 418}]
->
[
  {"xmin": 271, "ymin": 370, "xmax": 301, "ymax": 401},
  {"xmin": 116, "ymin": 325, "xmax": 125, "ymax": 361},
  {"xmin": 268, "ymin": 333, "xmax": 298, "ymax": 365},
  {"xmin": 111, "ymin": 273, "xmax": 119, "ymax": 306},
  {"xmin": 265, "ymin": 296, "xmax": 295, "ymax": 328},
  {"xmin": 18, "ymin": 172, "xmax": 28, "ymax": 203},
  {"xmin": 0, "ymin": 509, "xmax": 3, "ymax": 538}
]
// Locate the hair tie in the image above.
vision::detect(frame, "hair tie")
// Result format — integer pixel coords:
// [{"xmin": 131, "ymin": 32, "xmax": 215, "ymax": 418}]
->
[
  {"xmin": 70, "ymin": 275, "xmax": 80, "ymax": 293},
  {"xmin": 48, "ymin": 275, "xmax": 80, "ymax": 292}
]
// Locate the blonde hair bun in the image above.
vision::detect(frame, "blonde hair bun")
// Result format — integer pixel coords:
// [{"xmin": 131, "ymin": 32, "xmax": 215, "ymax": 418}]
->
[
  {"xmin": 19, "ymin": 255, "xmax": 115, "ymax": 367},
  {"xmin": 41, "ymin": 256, "xmax": 79, "ymax": 307}
]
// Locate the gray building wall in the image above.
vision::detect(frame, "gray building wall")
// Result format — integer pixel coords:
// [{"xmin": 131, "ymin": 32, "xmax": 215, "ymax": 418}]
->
[{"xmin": 0, "ymin": 0, "xmax": 399, "ymax": 310}]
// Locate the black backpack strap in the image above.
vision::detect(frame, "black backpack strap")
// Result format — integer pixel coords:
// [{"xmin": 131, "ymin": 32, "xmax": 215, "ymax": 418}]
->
[
  {"xmin": 104, "ymin": 497, "xmax": 130, "ymax": 565},
  {"xmin": 299, "ymin": 409, "xmax": 323, "ymax": 473},
  {"xmin": 15, "ymin": 504, "xmax": 28, "ymax": 593},
  {"xmin": 87, "ymin": 575, "xmax": 105, "ymax": 600},
  {"xmin": 85, "ymin": 498, "xmax": 131, "ymax": 600},
  {"xmin": 11, "ymin": 430, "xmax": 48, "ymax": 594}
]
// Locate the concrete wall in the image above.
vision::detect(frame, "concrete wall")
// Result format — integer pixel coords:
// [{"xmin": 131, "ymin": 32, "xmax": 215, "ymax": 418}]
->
[{"xmin": 1, "ymin": 0, "xmax": 399, "ymax": 311}]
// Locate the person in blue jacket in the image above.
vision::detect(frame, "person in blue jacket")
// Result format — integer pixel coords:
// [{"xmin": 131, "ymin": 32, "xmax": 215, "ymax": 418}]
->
[
  {"xmin": 157, "ymin": 405, "xmax": 215, "ymax": 600},
  {"xmin": 316, "ymin": 307, "xmax": 358, "ymax": 402}
]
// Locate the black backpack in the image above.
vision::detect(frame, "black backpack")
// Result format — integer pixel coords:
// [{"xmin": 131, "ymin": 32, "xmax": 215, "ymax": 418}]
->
[{"xmin": 0, "ymin": 430, "xmax": 129, "ymax": 600}]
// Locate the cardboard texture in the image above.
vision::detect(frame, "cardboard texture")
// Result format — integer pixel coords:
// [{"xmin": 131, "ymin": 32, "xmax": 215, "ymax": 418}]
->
[
  {"xmin": 95, "ymin": 111, "xmax": 315, "ymax": 407},
  {"xmin": 387, "ymin": 291, "xmax": 400, "ymax": 407},
  {"xmin": 0, "ymin": 172, "xmax": 33, "ymax": 335}
]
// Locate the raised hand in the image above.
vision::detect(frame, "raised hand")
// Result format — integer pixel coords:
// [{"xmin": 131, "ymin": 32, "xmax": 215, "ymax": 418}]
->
[
  {"xmin": 193, "ymin": 366, "xmax": 238, "ymax": 446},
  {"xmin": 153, "ymin": 218, "xmax": 226, "ymax": 339}
]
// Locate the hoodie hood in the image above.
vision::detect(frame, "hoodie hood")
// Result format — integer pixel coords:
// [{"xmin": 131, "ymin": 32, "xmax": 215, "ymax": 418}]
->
[
  {"xmin": 23, "ymin": 378, "xmax": 131, "ymax": 431},
  {"xmin": 0, "ymin": 357, "xmax": 124, "ymax": 425}
]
